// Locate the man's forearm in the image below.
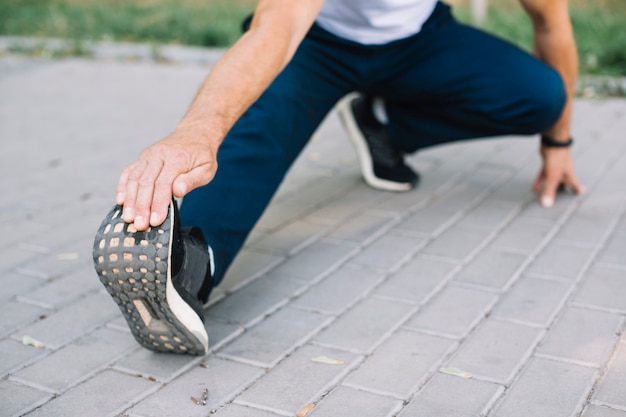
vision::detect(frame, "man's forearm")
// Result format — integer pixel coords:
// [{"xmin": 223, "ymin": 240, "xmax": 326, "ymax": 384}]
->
[
  {"xmin": 522, "ymin": 0, "xmax": 578, "ymax": 141},
  {"xmin": 176, "ymin": 0, "xmax": 324, "ymax": 149}
]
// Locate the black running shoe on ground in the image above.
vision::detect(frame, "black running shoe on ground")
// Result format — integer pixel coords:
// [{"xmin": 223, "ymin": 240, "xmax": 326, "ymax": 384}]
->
[
  {"xmin": 337, "ymin": 92, "xmax": 419, "ymax": 192},
  {"xmin": 93, "ymin": 200, "xmax": 213, "ymax": 355}
]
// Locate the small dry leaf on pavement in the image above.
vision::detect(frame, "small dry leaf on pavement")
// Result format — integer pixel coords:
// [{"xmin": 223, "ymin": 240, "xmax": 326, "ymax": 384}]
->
[
  {"xmin": 297, "ymin": 403, "xmax": 316, "ymax": 417},
  {"xmin": 439, "ymin": 367, "xmax": 473, "ymax": 379},
  {"xmin": 22, "ymin": 335, "xmax": 45, "ymax": 348},
  {"xmin": 311, "ymin": 356, "xmax": 344, "ymax": 365}
]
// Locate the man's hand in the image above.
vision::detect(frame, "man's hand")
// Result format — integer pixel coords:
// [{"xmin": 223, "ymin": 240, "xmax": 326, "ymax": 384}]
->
[
  {"xmin": 533, "ymin": 145, "xmax": 584, "ymax": 207},
  {"xmin": 116, "ymin": 130, "xmax": 218, "ymax": 231}
]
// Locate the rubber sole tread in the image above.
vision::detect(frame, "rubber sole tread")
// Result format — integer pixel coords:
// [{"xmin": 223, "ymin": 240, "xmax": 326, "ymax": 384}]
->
[{"xmin": 93, "ymin": 205, "xmax": 206, "ymax": 355}]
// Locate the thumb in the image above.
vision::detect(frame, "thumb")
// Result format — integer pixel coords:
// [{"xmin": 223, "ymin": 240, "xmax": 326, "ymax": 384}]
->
[{"xmin": 172, "ymin": 166, "xmax": 216, "ymax": 198}]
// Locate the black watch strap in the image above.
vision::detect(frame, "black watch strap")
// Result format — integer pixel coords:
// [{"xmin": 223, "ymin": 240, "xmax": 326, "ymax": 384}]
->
[{"xmin": 541, "ymin": 135, "xmax": 573, "ymax": 148}]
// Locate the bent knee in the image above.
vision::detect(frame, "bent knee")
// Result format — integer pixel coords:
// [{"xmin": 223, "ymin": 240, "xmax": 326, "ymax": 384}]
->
[{"xmin": 518, "ymin": 68, "xmax": 567, "ymax": 133}]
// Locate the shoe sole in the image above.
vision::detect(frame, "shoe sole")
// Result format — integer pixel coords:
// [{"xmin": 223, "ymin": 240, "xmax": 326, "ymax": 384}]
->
[
  {"xmin": 93, "ymin": 204, "xmax": 208, "ymax": 355},
  {"xmin": 336, "ymin": 93, "xmax": 413, "ymax": 192}
]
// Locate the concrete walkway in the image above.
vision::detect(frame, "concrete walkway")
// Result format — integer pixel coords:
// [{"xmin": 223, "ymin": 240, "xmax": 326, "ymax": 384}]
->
[{"xmin": 1, "ymin": 54, "xmax": 625, "ymax": 417}]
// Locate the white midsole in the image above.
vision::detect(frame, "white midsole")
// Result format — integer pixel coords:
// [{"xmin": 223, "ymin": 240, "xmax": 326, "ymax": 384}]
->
[
  {"xmin": 336, "ymin": 93, "xmax": 412, "ymax": 192},
  {"xmin": 164, "ymin": 203, "xmax": 209, "ymax": 353}
]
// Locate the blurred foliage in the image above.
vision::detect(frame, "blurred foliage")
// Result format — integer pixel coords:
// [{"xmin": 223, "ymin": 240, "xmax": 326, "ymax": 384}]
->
[{"xmin": 0, "ymin": 0, "xmax": 624, "ymax": 75}]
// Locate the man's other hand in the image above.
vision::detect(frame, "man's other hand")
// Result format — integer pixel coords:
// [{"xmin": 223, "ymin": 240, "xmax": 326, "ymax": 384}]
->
[{"xmin": 533, "ymin": 145, "xmax": 584, "ymax": 207}]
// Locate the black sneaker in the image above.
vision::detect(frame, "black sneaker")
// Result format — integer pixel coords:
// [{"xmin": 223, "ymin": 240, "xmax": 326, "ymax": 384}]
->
[
  {"xmin": 337, "ymin": 93, "xmax": 419, "ymax": 192},
  {"xmin": 93, "ymin": 200, "xmax": 213, "ymax": 355}
]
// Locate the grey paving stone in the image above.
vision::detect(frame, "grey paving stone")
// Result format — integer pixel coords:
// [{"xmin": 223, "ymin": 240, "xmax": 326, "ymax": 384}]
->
[
  {"xmin": 350, "ymin": 233, "xmax": 424, "ymax": 271},
  {"xmin": 327, "ymin": 211, "xmax": 394, "ymax": 243},
  {"xmin": 292, "ymin": 264, "xmax": 383, "ymax": 315},
  {"xmin": 537, "ymin": 306, "xmax": 623, "ymax": 366},
  {"xmin": 218, "ymin": 306, "xmax": 329, "ymax": 367},
  {"xmin": 211, "ymin": 404, "xmax": 283, "ymax": 417},
  {"xmin": 554, "ymin": 199, "xmax": 621, "ymax": 247},
  {"xmin": 215, "ymin": 249, "xmax": 285, "ymax": 296},
  {"xmin": 0, "ymin": 246, "xmax": 37, "ymax": 272},
  {"xmin": 268, "ymin": 239, "xmax": 359, "ymax": 282},
  {"xmin": 421, "ymin": 227, "xmax": 489, "ymax": 261},
  {"xmin": 397, "ymin": 373, "xmax": 504, "ymax": 417},
  {"xmin": 207, "ymin": 273, "xmax": 306, "ymax": 326},
  {"xmin": 308, "ymin": 386, "xmax": 402, "ymax": 417},
  {"xmin": 313, "ymin": 297, "xmax": 413, "ymax": 353},
  {"xmin": 491, "ymin": 217, "xmax": 555, "ymax": 253},
  {"xmin": 16, "ymin": 268, "xmax": 101, "ymax": 309},
  {"xmin": 427, "ymin": 183, "xmax": 483, "ymax": 214},
  {"xmin": 582, "ymin": 405, "xmax": 626, "ymax": 417},
  {"xmin": 129, "ymin": 357, "xmax": 263, "ymax": 417},
  {"xmin": 198, "ymin": 318, "xmax": 244, "ymax": 353},
  {"xmin": 598, "ymin": 233, "xmax": 626, "ymax": 268},
  {"xmin": 492, "ymin": 276, "xmax": 573, "ymax": 327},
  {"xmin": 0, "ymin": 379, "xmax": 53, "ymax": 417},
  {"xmin": 255, "ymin": 179, "xmax": 353, "ymax": 232},
  {"xmin": 574, "ymin": 266, "xmax": 626, "ymax": 313},
  {"xmin": 114, "ymin": 347, "xmax": 202, "ymax": 382},
  {"xmin": 250, "ymin": 219, "xmax": 329, "ymax": 255},
  {"xmin": 592, "ymin": 342, "xmax": 626, "ymax": 408},
  {"xmin": 526, "ymin": 242, "xmax": 594, "ymax": 279},
  {"xmin": 13, "ymin": 291, "xmax": 119, "ymax": 349},
  {"xmin": 455, "ymin": 199, "xmax": 519, "ymax": 233},
  {"xmin": 13, "ymin": 327, "xmax": 137, "ymax": 393},
  {"xmin": 0, "ymin": 300, "xmax": 47, "ymax": 339},
  {"xmin": 491, "ymin": 358, "xmax": 596, "ymax": 417},
  {"xmin": 454, "ymin": 247, "xmax": 528, "ymax": 290},
  {"xmin": 0, "ymin": 338, "xmax": 47, "ymax": 377},
  {"xmin": 0, "ymin": 271, "xmax": 42, "ymax": 303},
  {"xmin": 447, "ymin": 319, "xmax": 544, "ymax": 383},
  {"xmin": 373, "ymin": 255, "xmax": 457, "ymax": 303},
  {"xmin": 405, "ymin": 285, "xmax": 497, "ymax": 338},
  {"xmin": 393, "ymin": 205, "xmax": 458, "ymax": 235},
  {"xmin": 305, "ymin": 184, "xmax": 386, "ymax": 223},
  {"xmin": 15, "ymin": 245, "xmax": 93, "ymax": 281},
  {"xmin": 344, "ymin": 330, "xmax": 455, "ymax": 398},
  {"xmin": 235, "ymin": 344, "xmax": 359, "ymax": 414},
  {"xmin": 371, "ymin": 187, "xmax": 433, "ymax": 215},
  {"xmin": 25, "ymin": 370, "xmax": 157, "ymax": 417}
]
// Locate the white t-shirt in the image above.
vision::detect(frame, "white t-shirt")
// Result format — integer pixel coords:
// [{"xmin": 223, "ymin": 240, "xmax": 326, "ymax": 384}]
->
[{"xmin": 316, "ymin": 0, "xmax": 439, "ymax": 45}]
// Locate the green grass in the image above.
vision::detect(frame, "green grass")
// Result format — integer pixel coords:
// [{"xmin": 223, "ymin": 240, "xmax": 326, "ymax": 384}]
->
[
  {"xmin": 452, "ymin": 2, "xmax": 626, "ymax": 76},
  {"xmin": 0, "ymin": 0, "xmax": 625, "ymax": 76},
  {"xmin": 0, "ymin": 0, "xmax": 254, "ymax": 47}
]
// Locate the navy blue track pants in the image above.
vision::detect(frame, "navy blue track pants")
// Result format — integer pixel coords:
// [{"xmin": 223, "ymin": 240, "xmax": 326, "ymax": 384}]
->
[{"xmin": 180, "ymin": 2, "xmax": 566, "ymax": 284}]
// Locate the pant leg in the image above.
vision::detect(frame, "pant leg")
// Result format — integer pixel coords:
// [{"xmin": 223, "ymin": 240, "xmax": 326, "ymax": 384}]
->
[
  {"xmin": 179, "ymin": 28, "xmax": 354, "ymax": 285},
  {"xmin": 368, "ymin": 2, "xmax": 566, "ymax": 152}
]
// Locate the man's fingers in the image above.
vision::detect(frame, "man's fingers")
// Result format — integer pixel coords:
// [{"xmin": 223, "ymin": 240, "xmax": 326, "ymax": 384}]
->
[
  {"xmin": 565, "ymin": 174, "xmax": 585, "ymax": 195},
  {"xmin": 149, "ymin": 167, "xmax": 179, "ymax": 227},
  {"xmin": 540, "ymin": 171, "xmax": 561, "ymax": 208},
  {"xmin": 131, "ymin": 159, "xmax": 165, "ymax": 230},
  {"xmin": 532, "ymin": 171, "xmax": 545, "ymax": 194},
  {"xmin": 116, "ymin": 165, "xmax": 133, "ymax": 205}
]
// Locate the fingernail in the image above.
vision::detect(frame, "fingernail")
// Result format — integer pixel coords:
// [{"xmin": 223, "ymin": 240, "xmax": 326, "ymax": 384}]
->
[
  {"xmin": 150, "ymin": 212, "xmax": 159, "ymax": 226},
  {"xmin": 116, "ymin": 192, "xmax": 124, "ymax": 205},
  {"xmin": 123, "ymin": 207, "xmax": 134, "ymax": 221},
  {"xmin": 135, "ymin": 216, "xmax": 145, "ymax": 228},
  {"xmin": 541, "ymin": 196, "xmax": 554, "ymax": 208}
]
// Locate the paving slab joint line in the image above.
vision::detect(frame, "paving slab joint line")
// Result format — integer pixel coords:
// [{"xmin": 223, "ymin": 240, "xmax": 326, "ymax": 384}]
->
[
  {"xmin": 533, "ymin": 353, "xmax": 609, "ymax": 369},
  {"xmin": 230, "ymin": 400, "xmax": 293, "ymax": 417},
  {"xmin": 348, "ymin": 338, "xmax": 461, "ymax": 401},
  {"xmin": 576, "ymin": 327, "xmax": 626, "ymax": 414},
  {"xmin": 589, "ymin": 400, "xmax": 626, "ymax": 413},
  {"xmin": 480, "ymin": 201, "xmax": 626, "ymax": 411}
]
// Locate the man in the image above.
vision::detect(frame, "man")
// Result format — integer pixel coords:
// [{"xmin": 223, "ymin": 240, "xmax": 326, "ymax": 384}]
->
[{"xmin": 93, "ymin": 0, "xmax": 583, "ymax": 355}]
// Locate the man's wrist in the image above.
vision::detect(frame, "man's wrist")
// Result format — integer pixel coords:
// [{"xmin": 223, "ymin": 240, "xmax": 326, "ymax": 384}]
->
[{"xmin": 541, "ymin": 135, "xmax": 573, "ymax": 148}]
